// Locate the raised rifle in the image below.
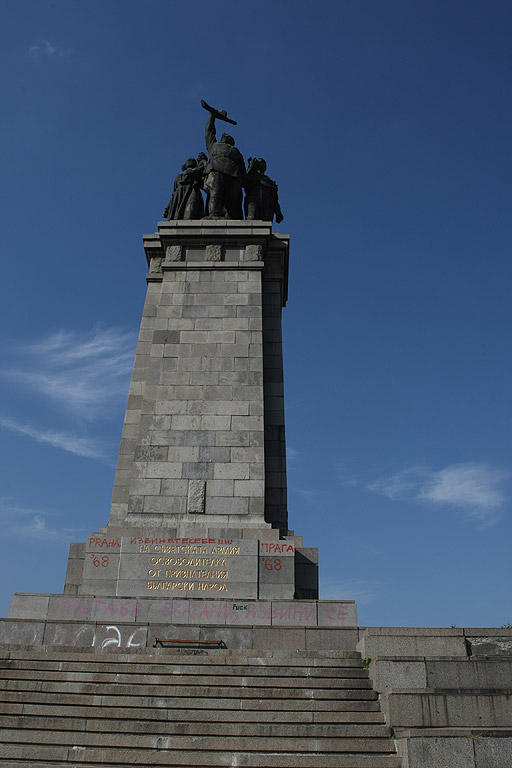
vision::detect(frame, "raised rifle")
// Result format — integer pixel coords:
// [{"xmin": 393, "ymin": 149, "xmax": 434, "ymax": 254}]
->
[{"xmin": 200, "ymin": 99, "xmax": 237, "ymax": 125}]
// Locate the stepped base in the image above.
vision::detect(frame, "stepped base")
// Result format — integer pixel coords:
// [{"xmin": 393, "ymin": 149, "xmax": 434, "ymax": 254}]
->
[
  {"xmin": 0, "ymin": 645, "xmax": 400, "ymax": 768},
  {"xmin": 6, "ymin": 593, "xmax": 357, "ymax": 653}
]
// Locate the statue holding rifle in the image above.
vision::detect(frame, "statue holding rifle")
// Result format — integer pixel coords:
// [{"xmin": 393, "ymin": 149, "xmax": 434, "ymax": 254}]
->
[
  {"xmin": 201, "ymin": 100, "xmax": 246, "ymax": 220},
  {"xmin": 161, "ymin": 101, "xmax": 283, "ymax": 223}
]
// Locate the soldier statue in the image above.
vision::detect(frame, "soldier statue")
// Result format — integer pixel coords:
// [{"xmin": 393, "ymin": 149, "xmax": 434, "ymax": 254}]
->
[
  {"xmin": 244, "ymin": 157, "xmax": 284, "ymax": 223},
  {"xmin": 201, "ymin": 100, "xmax": 245, "ymax": 219},
  {"xmin": 162, "ymin": 153, "xmax": 207, "ymax": 221}
]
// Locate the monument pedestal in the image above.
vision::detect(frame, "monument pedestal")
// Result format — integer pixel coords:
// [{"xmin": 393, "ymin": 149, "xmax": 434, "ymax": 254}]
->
[
  {"xmin": 54, "ymin": 221, "xmax": 318, "ymax": 606},
  {"xmin": 8, "ymin": 220, "xmax": 338, "ymax": 636},
  {"xmin": 111, "ymin": 221, "xmax": 291, "ymax": 533}
]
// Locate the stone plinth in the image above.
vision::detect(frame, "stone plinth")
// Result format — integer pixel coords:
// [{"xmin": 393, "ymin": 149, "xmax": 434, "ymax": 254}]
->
[
  {"xmin": 7, "ymin": 595, "xmax": 357, "ymax": 630},
  {"xmin": 73, "ymin": 219, "xmax": 319, "ymax": 603},
  {"xmin": 61, "ymin": 528, "xmax": 316, "ymax": 601},
  {"xmin": 5, "ymin": 221, "xmax": 320, "ymax": 620},
  {"xmin": 109, "ymin": 221, "xmax": 290, "ymax": 535}
]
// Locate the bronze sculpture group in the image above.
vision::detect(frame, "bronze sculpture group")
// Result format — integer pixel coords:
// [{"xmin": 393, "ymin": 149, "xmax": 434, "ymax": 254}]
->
[{"xmin": 163, "ymin": 101, "xmax": 283, "ymax": 224}]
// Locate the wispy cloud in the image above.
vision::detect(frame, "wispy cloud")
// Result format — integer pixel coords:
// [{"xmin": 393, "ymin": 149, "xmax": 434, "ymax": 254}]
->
[
  {"xmin": 367, "ymin": 465, "xmax": 429, "ymax": 500},
  {"xmin": 287, "ymin": 446, "xmax": 300, "ymax": 463},
  {"xmin": 337, "ymin": 461, "xmax": 363, "ymax": 488},
  {"xmin": 0, "ymin": 417, "xmax": 106, "ymax": 460},
  {"xmin": 367, "ymin": 462, "xmax": 509, "ymax": 525},
  {"xmin": 1, "ymin": 326, "xmax": 136, "ymax": 420},
  {"xmin": 419, "ymin": 464, "xmax": 508, "ymax": 521},
  {"xmin": 297, "ymin": 487, "xmax": 323, "ymax": 503},
  {"xmin": 0, "ymin": 498, "xmax": 80, "ymax": 543},
  {"xmin": 28, "ymin": 40, "xmax": 70, "ymax": 62}
]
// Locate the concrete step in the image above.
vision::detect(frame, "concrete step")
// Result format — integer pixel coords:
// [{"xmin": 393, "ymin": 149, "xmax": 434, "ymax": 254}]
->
[
  {"xmin": 0, "ymin": 729, "xmax": 398, "ymax": 752},
  {"xmin": 0, "ymin": 714, "xmax": 391, "ymax": 739},
  {"xmin": 0, "ymin": 700, "xmax": 385, "ymax": 722},
  {"xmin": 0, "ymin": 658, "xmax": 367, "ymax": 676},
  {"xmin": 0, "ymin": 748, "xmax": 402, "ymax": 768},
  {"xmin": 0, "ymin": 646, "xmax": 398, "ymax": 768},
  {"xmin": 0, "ymin": 689, "xmax": 382, "ymax": 710},
  {"xmin": 0, "ymin": 668, "xmax": 371, "ymax": 688},
  {"xmin": 0, "ymin": 680, "xmax": 378, "ymax": 700},
  {"xmin": 1, "ymin": 647, "xmax": 363, "ymax": 664}
]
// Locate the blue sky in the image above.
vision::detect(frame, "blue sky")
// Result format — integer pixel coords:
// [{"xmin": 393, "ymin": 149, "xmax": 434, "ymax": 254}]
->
[{"xmin": 1, "ymin": 0, "xmax": 511, "ymax": 627}]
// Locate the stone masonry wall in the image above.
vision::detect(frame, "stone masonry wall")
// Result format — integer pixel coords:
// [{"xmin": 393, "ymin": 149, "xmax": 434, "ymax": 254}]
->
[{"xmin": 109, "ymin": 222, "xmax": 290, "ymax": 534}]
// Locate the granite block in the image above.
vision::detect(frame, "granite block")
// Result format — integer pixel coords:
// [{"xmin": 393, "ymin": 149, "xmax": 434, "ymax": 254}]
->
[
  {"xmin": 215, "ymin": 430, "xmax": 250, "ymax": 446},
  {"xmin": 187, "ymin": 479, "xmax": 206, "ymax": 514},
  {"xmin": 182, "ymin": 461, "xmax": 213, "ymax": 479},
  {"xmin": 400, "ymin": 735, "xmax": 474, "ymax": 768},
  {"xmin": 259, "ymin": 554, "xmax": 294, "ymax": 587},
  {"xmin": 95, "ymin": 623, "xmax": 148, "ymax": 650},
  {"xmin": 0, "ymin": 619, "xmax": 45, "ymax": 645},
  {"xmin": 205, "ymin": 498, "xmax": 248, "ymax": 516},
  {"xmin": 213, "ymin": 462, "xmax": 250, "ymax": 480},
  {"xmin": 384, "ymin": 691, "xmax": 512, "ymax": 728},
  {"xmin": 43, "ymin": 621, "xmax": 96, "ymax": 647},
  {"xmin": 143, "ymin": 496, "xmax": 187, "ymax": 514},
  {"xmin": 249, "ymin": 464, "xmax": 264, "ymax": 479},
  {"xmin": 475, "ymin": 737, "xmax": 512, "ymax": 768},
  {"xmin": 271, "ymin": 601, "xmax": 317, "ymax": 626},
  {"xmin": 305, "ymin": 628, "xmax": 360, "ymax": 651},
  {"xmin": 8, "ymin": 593, "xmax": 50, "ymax": 620},
  {"xmin": 426, "ymin": 659, "xmax": 512, "ymax": 690},
  {"xmin": 372, "ymin": 660, "xmax": 427, "ymax": 693},
  {"xmin": 252, "ymin": 627, "xmax": 306, "ymax": 651},
  {"xmin": 198, "ymin": 446, "xmax": 231, "ymax": 462},
  {"xmin": 199, "ymin": 626, "xmax": 253, "ymax": 649},
  {"xmin": 200, "ymin": 415, "xmax": 232, "ymax": 431},
  {"xmin": 146, "ymin": 463, "xmax": 183, "ymax": 479},
  {"xmin": 358, "ymin": 632, "xmax": 467, "ymax": 658},
  {"xmin": 258, "ymin": 583, "xmax": 295, "ymax": 600},
  {"xmin": 81, "ymin": 578, "xmax": 120, "ymax": 596},
  {"xmin": 234, "ymin": 480, "xmax": 265, "ymax": 497},
  {"xmin": 206, "ymin": 480, "xmax": 234, "ymax": 497},
  {"xmin": 317, "ymin": 601, "xmax": 356, "ymax": 627}
]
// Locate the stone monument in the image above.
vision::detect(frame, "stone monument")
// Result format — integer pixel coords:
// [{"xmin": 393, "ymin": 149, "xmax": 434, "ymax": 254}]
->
[
  {"xmin": 8, "ymin": 101, "xmax": 357, "ymax": 633},
  {"xmin": 2, "ymin": 103, "xmax": 510, "ymax": 768}
]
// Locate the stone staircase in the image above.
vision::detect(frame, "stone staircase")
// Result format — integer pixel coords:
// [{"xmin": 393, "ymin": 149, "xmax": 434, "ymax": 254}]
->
[{"xmin": 0, "ymin": 646, "xmax": 401, "ymax": 767}]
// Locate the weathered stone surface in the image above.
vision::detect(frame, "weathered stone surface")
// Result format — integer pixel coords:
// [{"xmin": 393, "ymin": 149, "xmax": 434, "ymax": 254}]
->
[
  {"xmin": 149, "ymin": 255, "xmax": 163, "ymax": 273},
  {"xmin": 426, "ymin": 659, "xmax": 512, "ymax": 689},
  {"xmin": 6, "ymin": 597, "xmax": 358, "ymax": 629},
  {"xmin": 187, "ymin": 480, "xmax": 206, "ymax": 514},
  {"xmin": 270, "ymin": 602, "xmax": 317, "ymax": 627},
  {"xmin": 466, "ymin": 635, "xmax": 512, "ymax": 656},
  {"xmin": 252, "ymin": 626, "xmax": 306, "ymax": 650},
  {"xmin": 383, "ymin": 691, "xmax": 512, "ymax": 728},
  {"xmin": 0, "ymin": 619, "xmax": 44, "ymax": 645},
  {"xmin": 305, "ymin": 628, "xmax": 360, "ymax": 651},
  {"xmin": 8, "ymin": 594, "xmax": 49, "ymax": 620},
  {"xmin": 397, "ymin": 734, "xmax": 474, "ymax": 768},
  {"xmin": 245, "ymin": 243, "xmax": 263, "ymax": 261},
  {"xmin": 42, "ymin": 621, "xmax": 96, "ymax": 647},
  {"xmin": 357, "ymin": 628, "xmax": 467, "ymax": 658},
  {"xmin": 371, "ymin": 659, "xmax": 427, "ymax": 693},
  {"xmin": 95, "ymin": 622, "xmax": 148, "ymax": 650},
  {"xmin": 317, "ymin": 601, "xmax": 357, "ymax": 627},
  {"xmin": 474, "ymin": 737, "xmax": 512, "ymax": 768},
  {"xmin": 205, "ymin": 243, "xmax": 223, "ymax": 261},
  {"xmin": 165, "ymin": 244, "xmax": 182, "ymax": 261},
  {"xmin": 107, "ymin": 225, "xmax": 297, "ymax": 556},
  {"xmin": 258, "ymin": 583, "xmax": 295, "ymax": 600}
]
